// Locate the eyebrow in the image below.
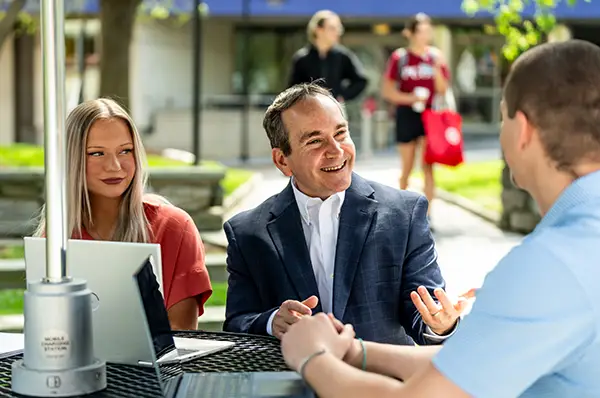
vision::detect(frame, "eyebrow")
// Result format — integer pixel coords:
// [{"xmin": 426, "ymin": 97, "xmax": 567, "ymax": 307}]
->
[
  {"xmin": 87, "ymin": 142, "xmax": 133, "ymax": 149},
  {"xmin": 299, "ymin": 123, "xmax": 348, "ymax": 144}
]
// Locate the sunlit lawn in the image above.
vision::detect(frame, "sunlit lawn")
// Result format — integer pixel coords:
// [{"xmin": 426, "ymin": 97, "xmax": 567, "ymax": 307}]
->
[
  {"xmin": 416, "ymin": 159, "xmax": 503, "ymax": 213},
  {"xmin": 0, "ymin": 144, "xmax": 253, "ymax": 197},
  {"xmin": 0, "ymin": 245, "xmax": 24, "ymax": 259},
  {"xmin": 0, "ymin": 282, "xmax": 227, "ymax": 316}
]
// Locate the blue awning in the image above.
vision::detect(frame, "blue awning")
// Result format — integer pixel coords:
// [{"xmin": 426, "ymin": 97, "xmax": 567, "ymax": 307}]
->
[{"xmin": 6, "ymin": 0, "xmax": 600, "ymax": 19}]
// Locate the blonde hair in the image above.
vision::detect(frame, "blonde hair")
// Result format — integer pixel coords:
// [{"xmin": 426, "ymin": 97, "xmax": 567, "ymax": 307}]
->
[
  {"xmin": 306, "ymin": 10, "xmax": 337, "ymax": 42},
  {"xmin": 35, "ymin": 98, "xmax": 151, "ymax": 243}
]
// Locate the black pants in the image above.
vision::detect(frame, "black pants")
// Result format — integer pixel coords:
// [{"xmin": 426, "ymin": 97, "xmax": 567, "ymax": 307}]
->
[{"xmin": 395, "ymin": 106, "xmax": 427, "ymax": 144}]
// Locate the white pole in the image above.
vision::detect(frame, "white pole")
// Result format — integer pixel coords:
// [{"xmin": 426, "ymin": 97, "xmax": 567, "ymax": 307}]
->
[
  {"xmin": 41, "ymin": 0, "xmax": 68, "ymax": 282},
  {"xmin": 12, "ymin": 3, "xmax": 107, "ymax": 396}
]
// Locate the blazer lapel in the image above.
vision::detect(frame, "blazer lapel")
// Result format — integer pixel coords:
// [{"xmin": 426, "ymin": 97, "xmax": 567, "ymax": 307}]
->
[
  {"xmin": 266, "ymin": 181, "xmax": 322, "ymax": 313},
  {"xmin": 333, "ymin": 173, "xmax": 377, "ymax": 320}
]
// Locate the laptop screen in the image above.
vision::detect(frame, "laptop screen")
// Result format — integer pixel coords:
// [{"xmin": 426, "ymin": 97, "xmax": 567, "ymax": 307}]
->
[{"xmin": 134, "ymin": 256, "xmax": 177, "ymax": 358}]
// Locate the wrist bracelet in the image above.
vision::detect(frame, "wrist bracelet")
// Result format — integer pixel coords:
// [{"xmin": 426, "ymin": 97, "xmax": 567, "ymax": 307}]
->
[
  {"xmin": 358, "ymin": 338, "xmax": 367, "ymax": 371},
  {"xmin": 298, "ymin": 349, "xmax": 327, "ymax": 379}
]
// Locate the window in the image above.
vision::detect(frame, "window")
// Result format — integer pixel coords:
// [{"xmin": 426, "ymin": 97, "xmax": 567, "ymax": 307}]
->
[
  {"xmin": 65, "ymin": 34, "xmax": 97, "ymax": 67},
  {"xmin": 232, "ymin": 26, "xmax": 305, "ymax": 96},
  {"xmin": 451, "ymin": 27, "xmax": 504, "ymax": 132}
]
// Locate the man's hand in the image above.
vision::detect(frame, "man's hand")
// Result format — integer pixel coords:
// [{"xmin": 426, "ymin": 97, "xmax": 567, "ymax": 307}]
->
[
  {"xmin": 271, "ymin": 296, "xmax": 319, "ymax": 340},
  {"xmin": 281, "ymin": 313, "xmax": 355, "ymax": 372},
  {"xmin": 410, "ymin": 286, "xmax": 473, "ymax": 336}
]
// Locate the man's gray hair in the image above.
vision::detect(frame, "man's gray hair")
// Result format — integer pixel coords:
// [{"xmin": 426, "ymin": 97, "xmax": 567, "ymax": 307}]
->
[{"xmin": 262, "ymin": 82, "xmax": 339, "ymax": 156}]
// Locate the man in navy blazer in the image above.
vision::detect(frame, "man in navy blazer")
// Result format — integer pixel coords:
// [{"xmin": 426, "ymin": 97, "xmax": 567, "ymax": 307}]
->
[{"xmin": 223, "ymin": 83, "xmax": 466, "ymax": 345}]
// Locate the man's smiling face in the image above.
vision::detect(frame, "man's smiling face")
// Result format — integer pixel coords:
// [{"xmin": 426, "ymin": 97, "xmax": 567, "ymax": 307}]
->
[{"xmin": 273, "ymin": 93, "xmax": 355, "ymax": 199}]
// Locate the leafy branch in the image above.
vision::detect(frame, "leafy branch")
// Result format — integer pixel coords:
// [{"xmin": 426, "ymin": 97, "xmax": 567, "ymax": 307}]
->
[{"xmin": 461, "ymin": 0, "xmax": 589, "ymax": 60}]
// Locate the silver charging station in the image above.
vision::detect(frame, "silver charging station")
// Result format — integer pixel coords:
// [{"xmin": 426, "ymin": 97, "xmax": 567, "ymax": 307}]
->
[{"xmin": 10, "ymin": 0, "xmax": 107, "ymax": 396}]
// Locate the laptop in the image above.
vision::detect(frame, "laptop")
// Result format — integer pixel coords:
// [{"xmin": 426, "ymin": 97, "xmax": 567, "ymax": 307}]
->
[
  {"xmin": 132, "ymin": 257, "xmax": 316, "ymax": 398},
  {"xmin": 132, "ymin": 253, "xmax": 235, "ymax": 366},
  {"xmin": 23, "ymin": 238, "xmax": 232, "ymax": 366},
  {"xmin": 24, "ymin": 236, "xmax": 164, "ymax": 295}
]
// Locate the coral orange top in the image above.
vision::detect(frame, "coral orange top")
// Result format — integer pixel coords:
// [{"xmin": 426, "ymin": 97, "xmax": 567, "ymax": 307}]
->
[{"xmin": 79, "ymin": 198, "xmax": 213, "ymax": 315}]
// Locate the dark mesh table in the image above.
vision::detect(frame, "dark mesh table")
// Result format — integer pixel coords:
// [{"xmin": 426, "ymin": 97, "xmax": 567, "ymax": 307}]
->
[{"xmin": 0, "ymin": 331, "xmax": 289, "ymax": 397}]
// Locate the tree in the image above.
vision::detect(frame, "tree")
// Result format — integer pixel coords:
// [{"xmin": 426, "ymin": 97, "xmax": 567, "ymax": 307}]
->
[
  {"xmin": 462, "ymin": 0, "xmax": 588, "ymax": 60},
  {"xmin": 1, "ymin": 1, "xmax": 199, "ymax": 112},
  {"xmin": 98, "ymin": 0, "xmax": 142, "ymax": 110},
  {"xmin": 461, "ymin": 0, "xmax": 587, "ymax": 233},
  {"xmin": 0, "ymin": 0, "xmax": 27, "ymax": 49},
  {"xmin": 99, "ymin": 0, "xmax": 207, "ymax": 110},
  {"xmin": 0, "ymin": 0, "xmax": 91, "ymax": 51}
]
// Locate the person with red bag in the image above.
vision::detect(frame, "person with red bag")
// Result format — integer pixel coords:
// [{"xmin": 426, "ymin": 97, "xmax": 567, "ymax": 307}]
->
[
  {"xmin": 421, "ymin": 96, "xmax": 464, "ymax": 168},
  {"xmin": 381, "ymin": 13, "xmax": 450, "ymax": 229}
]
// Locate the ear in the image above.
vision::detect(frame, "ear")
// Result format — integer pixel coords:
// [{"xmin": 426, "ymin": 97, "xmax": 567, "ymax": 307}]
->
[
  {"xmin": 515, "ymin": 110, "xmax": 536, "ymax": 151},
  {"xmin": 272, "ymin": 148, "xmax": 292, "ymax": 177}
]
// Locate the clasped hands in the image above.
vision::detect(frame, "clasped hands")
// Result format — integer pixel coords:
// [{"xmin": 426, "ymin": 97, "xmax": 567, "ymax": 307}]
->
[{"xmin": 272, "ymin": 286, "xmax": 473, "ymax": 340}]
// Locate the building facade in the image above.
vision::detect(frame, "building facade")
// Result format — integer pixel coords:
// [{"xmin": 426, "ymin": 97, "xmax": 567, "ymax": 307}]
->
[{"xmin": 0, "ymin": 0, "xmax": 598, "ymax": 160}]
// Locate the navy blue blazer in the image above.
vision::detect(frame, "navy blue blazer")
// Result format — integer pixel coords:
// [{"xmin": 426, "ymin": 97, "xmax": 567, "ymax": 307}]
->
[{"xmin": 222, "ymin": 173, "xmax": 446, "ymax": 345}]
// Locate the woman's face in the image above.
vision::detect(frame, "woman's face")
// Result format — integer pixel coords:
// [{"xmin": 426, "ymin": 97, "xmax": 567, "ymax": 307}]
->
[
  {"xmin": 410, "ymin": 22, "xmax": 433, "ymax": 47},
  {"xmin": 85, "ymin": 118, "xmax": 136, "ymax": 200}
]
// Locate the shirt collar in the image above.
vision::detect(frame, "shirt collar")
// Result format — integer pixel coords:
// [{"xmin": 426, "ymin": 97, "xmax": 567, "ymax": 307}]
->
[
  {"xmin": 291, "ymin": 177, "xmax": 346, "ymax": 225},
  {"xmin": 536, "ymin": 170, "xmax": 600, "ymax": 230}
]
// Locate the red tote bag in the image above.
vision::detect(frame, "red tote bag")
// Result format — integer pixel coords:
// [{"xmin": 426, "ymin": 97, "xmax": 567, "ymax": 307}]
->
[{"xmin": 422, "ymin": 108, "xmax": 464, "ymax": 167}]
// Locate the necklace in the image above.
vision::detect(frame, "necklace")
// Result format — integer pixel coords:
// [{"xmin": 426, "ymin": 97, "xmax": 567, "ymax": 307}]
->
[{"xmin": 85, "ymin": 223, "xmax": 115, "ymax": 241}]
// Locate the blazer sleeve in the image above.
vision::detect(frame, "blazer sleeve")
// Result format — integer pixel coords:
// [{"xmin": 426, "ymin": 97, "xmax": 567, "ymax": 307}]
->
[
  {"xmin": 400, "ymin": 195, "xmax": 447, "ymax": 345},
  {"xmin": 222, "ymin": 221, "xmax": 278, "ymax": 335}
]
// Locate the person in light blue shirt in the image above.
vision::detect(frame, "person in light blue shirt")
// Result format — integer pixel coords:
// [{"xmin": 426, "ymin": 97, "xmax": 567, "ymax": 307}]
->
[{"xmin": 277, "ymin": 39, "xmax": 600, "ymax": 398}]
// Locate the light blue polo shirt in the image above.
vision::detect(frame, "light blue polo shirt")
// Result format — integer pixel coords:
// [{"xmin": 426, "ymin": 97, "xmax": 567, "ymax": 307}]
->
[{"xmin": 433, "ymin": 170, "xmax": 600, "ymax": 398}]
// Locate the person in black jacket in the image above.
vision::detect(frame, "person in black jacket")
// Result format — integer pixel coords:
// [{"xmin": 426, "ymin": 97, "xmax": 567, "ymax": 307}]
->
[{"xmin": 288, "ymin": 10, "xmax": 368, "ymax": 102}]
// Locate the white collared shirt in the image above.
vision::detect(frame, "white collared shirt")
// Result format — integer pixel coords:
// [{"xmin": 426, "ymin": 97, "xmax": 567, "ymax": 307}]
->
[
  {"xmin": 265, "ymin": 180, "xmax": 344, "ymax": 336},
  {"xmin": 291, "ymin": 180, "xmax": 345, "ymax": 315}
]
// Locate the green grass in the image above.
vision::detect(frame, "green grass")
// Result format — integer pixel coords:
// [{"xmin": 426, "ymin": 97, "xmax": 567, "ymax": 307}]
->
[
  {"xmin": 0, "ymin": 282, "xmax": 228, "ymax": 316},
  {"xmin": 0, "ymin": 144, "xmax": 184, "ymax": 168},
  {"xmin": 417, "ymin": 160, "xmax": 503, "ymax": 213},
  {"xmin": 0, "ymin": 245, "xmax": 24, "ymax": 259},
  {"xmin": 220, "ymin": 168, "xmax": 253, "ymax": 198},
  {"xmin": 0, "ymin": 144, "xmax": 253, "ymax": 197},
  {"xmin": 205, "ymin": 282, "xmax": 227, "ymax": 307},
  {"xmin": 0, "ymin": 289, "xmax": 24, "ymax": 315}
]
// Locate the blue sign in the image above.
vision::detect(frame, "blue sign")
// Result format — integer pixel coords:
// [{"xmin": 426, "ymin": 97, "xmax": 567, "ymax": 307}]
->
[{"xmin": 5, "ymin": 0, "xmax": 600, "ymax": 19}]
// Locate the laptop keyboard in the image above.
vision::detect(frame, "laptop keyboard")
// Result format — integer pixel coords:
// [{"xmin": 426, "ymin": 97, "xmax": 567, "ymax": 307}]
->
[{"xmin": 183, "ymin": 373, "xmax": 252, "ymax": 397}]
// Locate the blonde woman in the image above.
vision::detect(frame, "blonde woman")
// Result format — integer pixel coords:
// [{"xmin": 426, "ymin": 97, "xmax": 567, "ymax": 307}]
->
[
  {"xmin": 35, "ymin": 98, "xmax": 212, "ymax": 330},
  {"xmin": 288, "ymin": 10, "xmax": 367, "ymax": 102}
]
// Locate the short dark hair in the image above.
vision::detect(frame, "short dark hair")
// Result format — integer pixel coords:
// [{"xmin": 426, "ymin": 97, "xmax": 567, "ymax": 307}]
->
[
  {"xmin": 504, "ymin": 39, "xmax": 600, "ymax": 171},
  {"xmin": 263, "ymin": 82, "xmax": 338, "ymax": 156}
]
